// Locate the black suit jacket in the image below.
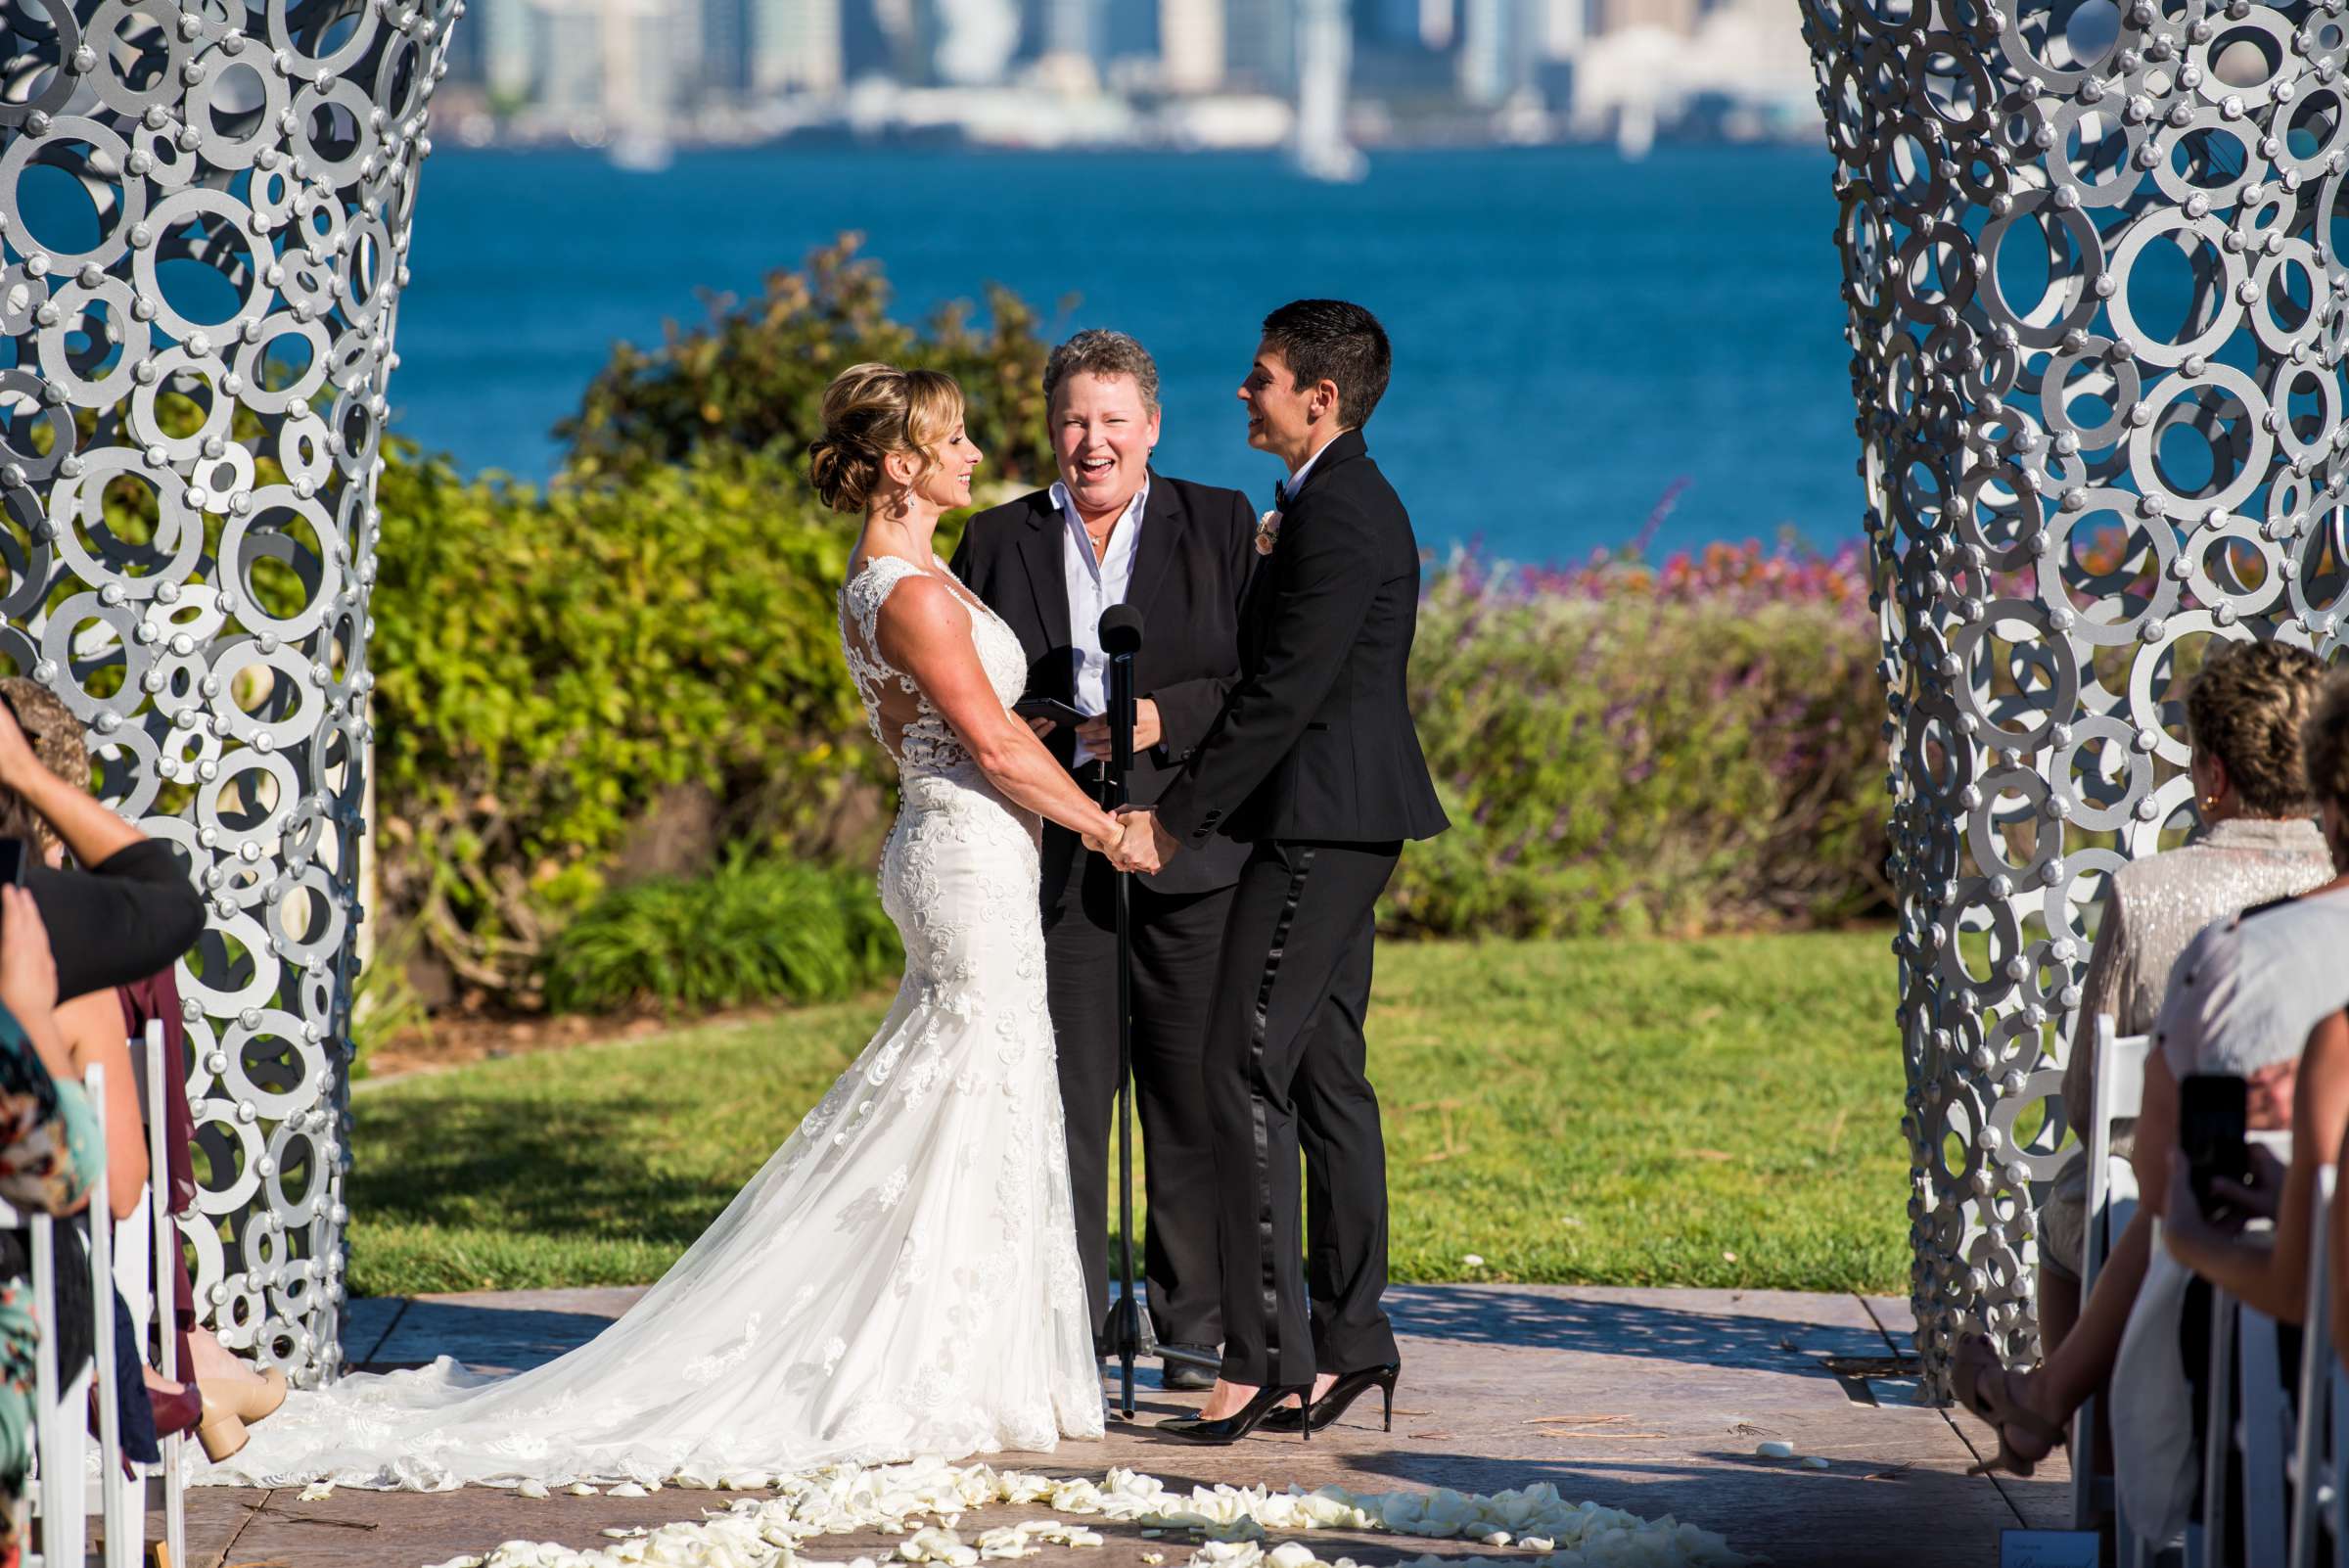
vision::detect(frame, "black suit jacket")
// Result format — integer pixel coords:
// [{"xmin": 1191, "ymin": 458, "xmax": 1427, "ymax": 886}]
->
[
  {"xmin": 952, "ymin": 472, "xmax": 1259, "ymax": 902},
  {"xmin": 1154, "ymin": 429, "xmax": 1450, "ymax": 848}
]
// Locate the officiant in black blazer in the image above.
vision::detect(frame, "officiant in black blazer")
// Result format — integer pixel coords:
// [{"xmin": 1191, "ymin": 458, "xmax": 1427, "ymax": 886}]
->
[{"xmin": 949, "ymin": 330, "xmax": 1258, "ymax": 1388}]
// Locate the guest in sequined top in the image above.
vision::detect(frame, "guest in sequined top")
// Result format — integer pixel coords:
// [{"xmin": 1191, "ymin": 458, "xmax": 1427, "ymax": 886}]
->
[{"xmin": 1952, "ymin": 638, "xmax": 2331, "ymax": 1478}]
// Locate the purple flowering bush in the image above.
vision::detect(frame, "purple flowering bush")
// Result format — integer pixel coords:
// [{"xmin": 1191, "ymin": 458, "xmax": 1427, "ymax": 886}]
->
[{"xmin": 1387, "ymin": 537, "xmax": 1892, "ymax": 939}]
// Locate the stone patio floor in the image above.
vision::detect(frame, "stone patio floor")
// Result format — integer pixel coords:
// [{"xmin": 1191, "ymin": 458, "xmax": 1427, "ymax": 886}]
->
[{"xmin": 166, "ymin": 1284, "xmax": 2070, "ymax": 1568}]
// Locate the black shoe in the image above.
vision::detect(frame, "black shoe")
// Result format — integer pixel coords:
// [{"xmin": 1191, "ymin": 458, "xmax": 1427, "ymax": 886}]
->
[
  {"xmin": 1155, "ymin": 1382, "xmax": 1316, "ymax": 1444},
  {"xmin": 1159, "ymin": 1344, "xmax": 1219, "ymax": 1392},
  {"xmin": 1261, "ymin": 1363, "xmax": 1401, "ymax": 1434}
]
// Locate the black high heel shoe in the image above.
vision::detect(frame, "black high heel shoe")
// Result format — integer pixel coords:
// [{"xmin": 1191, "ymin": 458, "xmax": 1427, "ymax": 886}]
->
[
  {"xmin": 1261, "ymin": 1363, "xmax": 1400, "ymax": 1434},
  {"xmin": 1155, "ymin": 1382, "xmax": 1317, "ymax": 1444}
]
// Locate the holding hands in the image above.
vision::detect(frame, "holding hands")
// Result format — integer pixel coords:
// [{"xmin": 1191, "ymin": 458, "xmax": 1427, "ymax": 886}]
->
[{"xmin": 1105, "ymin": 807, "xmax": 1178, "ymax": 876}]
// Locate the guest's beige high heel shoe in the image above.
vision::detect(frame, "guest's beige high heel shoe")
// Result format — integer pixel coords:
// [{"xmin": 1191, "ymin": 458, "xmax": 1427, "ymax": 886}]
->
[
  {"xmin": 200, "ymin": 1366, "xmax": 287, "ymax": 1425},
  {"xmin": 195, "ymin": 1393, "xmax": 248, "ymax": 1462}
]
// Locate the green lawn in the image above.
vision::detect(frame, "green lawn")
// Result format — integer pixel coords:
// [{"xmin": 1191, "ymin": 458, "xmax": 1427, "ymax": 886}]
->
[{"xmin": 347, "ymin": 930, "xmax": 1911, "ymax": 1299}]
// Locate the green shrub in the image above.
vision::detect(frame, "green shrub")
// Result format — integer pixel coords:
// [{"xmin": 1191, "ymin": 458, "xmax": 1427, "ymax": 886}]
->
[
  {"xmin": 369, "ymin": 444, "xmax": 889, "ymax": 1002},
  {"xmin": 544, "ymin": 856, "xmax": 901, "ymax": 1014},
  {"xmin": 556, "ymin": 234, "xmax": 1058, "ymax": 488},
  {"xmin": 1391, "ymin": 556, "xmax": 1888, "ymax": 938}
]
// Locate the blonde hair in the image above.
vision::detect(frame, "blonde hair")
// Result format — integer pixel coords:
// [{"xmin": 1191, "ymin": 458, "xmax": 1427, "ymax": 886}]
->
[
  {"xmin": 806, "ymin": 363, "xmax": 965, "ymax": 514},
  {"xmin": 2187, "ymin": 640, "xmax": 2325, "ymax": 816}
]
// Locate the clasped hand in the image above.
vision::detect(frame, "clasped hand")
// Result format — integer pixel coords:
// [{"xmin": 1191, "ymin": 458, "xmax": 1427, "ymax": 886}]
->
[{"xmin": 1081, "ymin": 807, "xmax": 1177, "ymax": 876}]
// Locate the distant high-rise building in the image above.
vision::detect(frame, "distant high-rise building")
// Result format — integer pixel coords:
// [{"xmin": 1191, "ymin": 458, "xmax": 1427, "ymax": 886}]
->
[
  {"xmin": 1039, "ymin": 0, "xmax": 1096, "ymax": 60},
  {"xmin": 1543, "ymin": 0, "xmax": 1581, "ymax": 54},
  {"xmin": 753, "ymin": 0, "xmax": 847, "ymax": 89},
  {"xmin": 485, "ymin": 0, "xmax": 535, "ymax": 99},
  {"xmin": 1226, "ymin": 0, "xmax": 1294, "ymax": 89},
  {"xmin": 1292, "ymin": 0, "xmax": 1359, "ymax": 177},
  {"xmin": 1158, "ymin": 0, "xmax": 1221, "ymax": 90},
  {"xmin": 1456, "ymin": 0, "xmax": 1534, "ymax": 103},
  {"xmin": 442, "ymin": 0, "xmax": 487, "ymax": 82},
  {"xmin": 1594, "ymin": 0, "xmax": 1692, "ymax": 31},
  {"xmin": 531, "ymin": 0, "xmax": 603, "ymax": 116},
  {"xmin": 933, "ymin": 0, "xmax": 1020, "ymax": 82},
  {"xmin": 1417, "ymin": 0, "xmax": 1450, "ymax": 50},
  {"xmin": 703, "ymin": 0, "xmax": 753, "ymax": 90}
]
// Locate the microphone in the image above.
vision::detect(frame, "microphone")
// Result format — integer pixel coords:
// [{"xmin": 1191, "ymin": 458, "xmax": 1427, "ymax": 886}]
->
[
  {"xmin": 1099, "ymin": 605, "xmax": 1143, "ymax": 788},
  {"xmin": 1099, "ymin": 603, "xmax": 1144, "ymax": 657}
]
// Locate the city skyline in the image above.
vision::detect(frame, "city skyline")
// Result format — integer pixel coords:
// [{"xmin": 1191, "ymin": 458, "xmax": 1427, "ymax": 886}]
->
[{"xmin": 435, "ymin": 0, "xmax": 1812, "ymax": 157}]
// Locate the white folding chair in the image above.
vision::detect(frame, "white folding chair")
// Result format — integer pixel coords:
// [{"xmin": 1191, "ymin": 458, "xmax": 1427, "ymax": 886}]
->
[
  {"xmin": 2200, "ymin": 1130, "xmax": 2298, "ymax": 1568},
  {"xmin": 135, "ymin": 1022, "xmax": 182, "ymax": 1568},
  {"xmin": 2290, "ymin": 1166, "xmax": 2337, "ymax": 1568},
  {"xmin": 2075, "ymin": 1013, "xmax": 2152, "ymax": 1555},
  {"xmin": 20, "ymin": 1064, "xmax": 126, "ymax": 1567}
]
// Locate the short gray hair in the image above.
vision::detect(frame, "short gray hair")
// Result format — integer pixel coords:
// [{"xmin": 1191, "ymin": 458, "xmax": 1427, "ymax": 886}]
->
[{"xmin": 1043, "ymin": 329, "xmax": 1160, "ymax": 411}]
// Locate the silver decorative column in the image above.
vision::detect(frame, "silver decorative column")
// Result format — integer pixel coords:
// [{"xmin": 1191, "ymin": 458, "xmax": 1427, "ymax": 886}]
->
[
  {"xmin": 0, "ymin": 0, "xmax": 457, "ymax": 1384},
  {"xmin": 1803, "ymin": 0, "xmax": 2349, "ymax": 1394}
]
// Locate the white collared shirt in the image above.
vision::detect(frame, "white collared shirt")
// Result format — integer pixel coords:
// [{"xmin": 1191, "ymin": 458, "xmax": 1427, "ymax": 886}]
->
[
  {"xmin": 1050, "ymin": 475, "xmax": 1150, "ymax": 763},
  {"xmin": 1280, "ymin": 431, "xmax": 1342, "ymax": 502}
]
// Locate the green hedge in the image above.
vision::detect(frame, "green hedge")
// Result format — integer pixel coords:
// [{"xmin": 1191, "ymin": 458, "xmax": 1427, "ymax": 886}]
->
[
  {"xmin": 545, "ymin": 856, "xmax": 900, "ymax": 1014},
  {"xmin": 370, "ymin": 446, "xmax": 890, "ymax": 1003},
  {"xmin": 1391, "ymin": 569, "xmax": 1887, "ymax": 939}
]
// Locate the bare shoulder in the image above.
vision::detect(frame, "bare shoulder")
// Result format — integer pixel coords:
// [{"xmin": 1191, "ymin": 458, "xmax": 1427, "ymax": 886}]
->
[
  {"xmin": 54, "ymin": 987, "xmax": 121, "ymax": 1067},
  {"xmin": 874, "ymin": 572, "xmax": 971, "ymax": 647}
]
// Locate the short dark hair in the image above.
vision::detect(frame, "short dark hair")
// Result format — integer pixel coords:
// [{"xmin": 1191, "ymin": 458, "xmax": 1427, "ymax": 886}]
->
[
  {"xmin": 1043, "ymin": 329, "xmax": 1160, "ymax": 410},
  {"xmin": 1260, "ymin": 299, "xmax": 1391, "ymax": 429}
]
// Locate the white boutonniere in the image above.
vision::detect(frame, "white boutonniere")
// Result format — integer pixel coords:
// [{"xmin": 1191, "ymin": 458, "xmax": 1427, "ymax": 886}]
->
[{"xmin": 1256, "ymin": 508, "xmax": 1283, "ymax": 555}]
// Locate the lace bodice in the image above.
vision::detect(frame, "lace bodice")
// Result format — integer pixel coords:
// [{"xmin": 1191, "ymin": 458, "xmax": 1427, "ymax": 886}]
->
[{"xmin": 841, "ymin": 555, "xmax": 1031, "ymax": 781}]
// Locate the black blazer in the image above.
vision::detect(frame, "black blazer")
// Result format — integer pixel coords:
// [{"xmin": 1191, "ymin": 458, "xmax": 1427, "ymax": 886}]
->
[
  {"xmin": 952, "ymin": 472, "xmax": 1258, "ymax": 901},
  {"xmin": 1154, "ymin": 429, "xmax": 1450, "ymax": 849}
]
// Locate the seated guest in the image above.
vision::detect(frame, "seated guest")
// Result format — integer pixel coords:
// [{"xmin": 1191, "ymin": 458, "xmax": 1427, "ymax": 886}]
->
[
  {"xmin": 2092, "ymin": 666, "xmax": 2349, "ymax": 1543},
  {"xmin": 0, "ymin": 687, "xmax": 203, "ymax": 1003},
  {"xmin": 0, "ymin": 681, "xmax": 278, "ymax": 1459},
  {"xmin": 0, "ymin": 888, "xmax": 100, "ymax": 1565},
  {"xmin": 1954, "ymin": 640, "xmax": 2333, "ymax": 1471}
]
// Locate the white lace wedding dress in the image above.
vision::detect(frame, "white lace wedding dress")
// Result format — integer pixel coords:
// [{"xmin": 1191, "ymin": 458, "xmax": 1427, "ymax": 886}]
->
[{"xmin": 195, "ymin": 553, "xmax": 1104, "ymax": 1490}]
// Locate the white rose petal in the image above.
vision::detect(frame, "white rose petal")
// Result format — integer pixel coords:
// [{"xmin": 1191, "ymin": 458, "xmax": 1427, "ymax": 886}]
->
[
  {"xmin": 299, "ymin": 1481, "xmax": 335, "ymax": 1501},
  {"xmin": 1798, "ymin": 1456, "xmax": 1829, "ymax": 1470},
  {"xmin": 515, "ymin": 1479, "xmax": 551, "ymax": 1499},
  {"xmin": 1754, "ymin": 1441, "xmax": 1795, "ymax": 1459},
  {"xmin": 1462, "ymin": 1254, "xmax": 1486, "ymax": 1268}
]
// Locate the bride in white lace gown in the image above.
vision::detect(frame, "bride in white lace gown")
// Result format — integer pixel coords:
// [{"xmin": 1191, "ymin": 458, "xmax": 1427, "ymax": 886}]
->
[{"xmin": 197, "ymin": 365, "xmax": 1121, "ymax": 1490}]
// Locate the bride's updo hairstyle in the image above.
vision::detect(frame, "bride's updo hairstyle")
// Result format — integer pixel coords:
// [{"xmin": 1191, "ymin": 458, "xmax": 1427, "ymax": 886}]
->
[{"xmin": 808, "ymin": 362, "xmax": 966, "ymax": 514}]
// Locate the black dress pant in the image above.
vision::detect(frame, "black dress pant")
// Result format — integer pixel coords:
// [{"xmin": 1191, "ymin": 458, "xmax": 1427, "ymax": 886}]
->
[
  {"xmin": 1044, "ymin": 847, "xmax": 1232, "ymax": 1350},
  {"xmin": 1207, "ymin": 838, "xmax": 1401, "ymax": 1387}
]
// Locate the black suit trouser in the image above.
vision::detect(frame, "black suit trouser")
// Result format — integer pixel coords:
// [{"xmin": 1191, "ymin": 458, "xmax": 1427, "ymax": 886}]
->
[
  {"xmin": 1044, "ymin": 847, "xmax": 1231, "ymax": 1351},
  {"xmin": 1207, "ymin": 838, "xmax": 1401, "ymax": 1388}
]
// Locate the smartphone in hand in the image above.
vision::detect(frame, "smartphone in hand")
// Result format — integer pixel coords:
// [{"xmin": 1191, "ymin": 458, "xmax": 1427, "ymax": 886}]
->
[
  {"xmin": 2179, "ymin": 1073, "xmax": 2251, "ymax": 1223},
  {"xmin": 0, "ymin": 838, "xmax": 32, "ymax": 891},
  {"xmin": 1012, "ymin": 696, "xmax": 1089, "ymax": 729}
]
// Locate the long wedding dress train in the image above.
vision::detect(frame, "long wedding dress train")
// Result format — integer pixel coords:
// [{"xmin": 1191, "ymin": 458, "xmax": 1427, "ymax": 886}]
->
[{"xmin": 196, "ymin": 554, "xmax": 1104, "ymax": 1490}]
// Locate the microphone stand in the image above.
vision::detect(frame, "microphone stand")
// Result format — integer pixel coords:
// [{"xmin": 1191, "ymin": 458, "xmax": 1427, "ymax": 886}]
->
[
  {"xmin": 1102, "ymin": 613, "xmax": 1145, "ymax": 1418},
  {"xmin": 1098, "ymin": 606, "xmax": 1216, "ymax": 1412}
]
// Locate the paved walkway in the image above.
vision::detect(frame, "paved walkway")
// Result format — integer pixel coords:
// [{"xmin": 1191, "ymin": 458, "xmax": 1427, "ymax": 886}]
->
[{"xmin": 174, "ymin": 1285, "xmax": 2067, "ymax": 1568}]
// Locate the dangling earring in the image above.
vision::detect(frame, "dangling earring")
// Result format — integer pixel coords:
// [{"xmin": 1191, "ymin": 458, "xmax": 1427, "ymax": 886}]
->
[{"xmin": 2200, "ymin": 795, "xmax": 2221, "ymax": 812}]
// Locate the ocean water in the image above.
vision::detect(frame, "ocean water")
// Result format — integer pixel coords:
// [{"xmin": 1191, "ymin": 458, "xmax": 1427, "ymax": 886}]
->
[{"xmin": 392, "ymin": 142, "xmax": 1861, "ymax": 564}]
